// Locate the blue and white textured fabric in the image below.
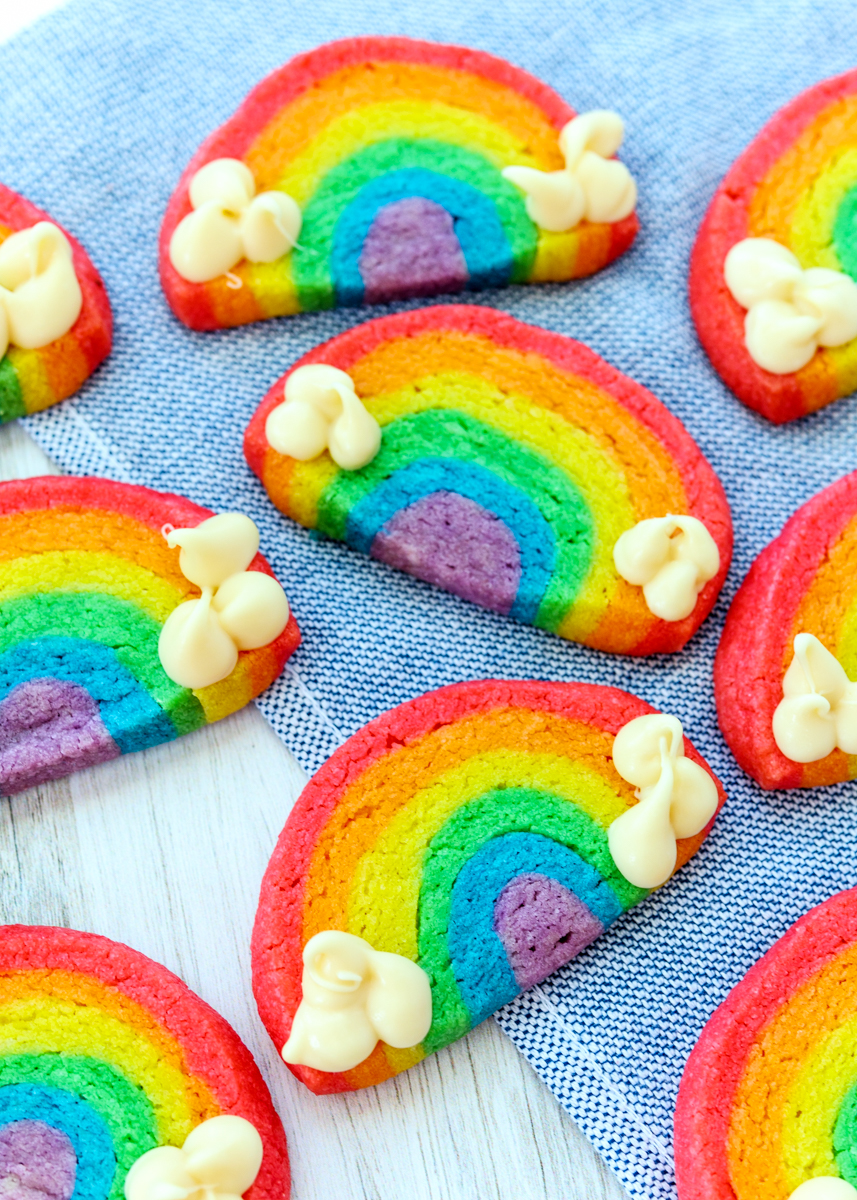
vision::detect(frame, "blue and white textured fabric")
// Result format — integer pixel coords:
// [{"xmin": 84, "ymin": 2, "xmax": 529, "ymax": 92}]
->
[{"xmin": 3, "ymin": 1, "xmax": 857, "ymax": 1195}]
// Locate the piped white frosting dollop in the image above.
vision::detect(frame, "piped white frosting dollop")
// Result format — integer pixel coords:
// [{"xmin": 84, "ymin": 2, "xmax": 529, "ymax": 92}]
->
[
  {"xmin": 772, "ymin": 633, "xmax": 857, "ymax": 763},
  {"xmin": 170, "ymin": 158, "xmax": 301, "ymax": 284},
  {"xmin": 612, "ymin": 514, "xmax": 720, "ymax": 621},
  {"xmin": 124, "ymin": 1116, "xmax": 263, "ymax": 1200},
  {"xmin": 157, "ymin": 513, "xmax": 290, "ymax": 690},
  {"xmin": 608, "ymin": 714, "xmax": 719, "ymax": 889},
  {"xmin": 265, "ymin": 363, "xmax": 382, "ymax": 472},
  {"xmin": 724, "ymin": 238, "xmax": 857, "ymax": 374},
  {"xmin": 0, "ymin": 222, "xmax": 82, "ymax": 358},
  {"xmin": 501, "ymin": 110, "xmax": 636, "ymax": 233},
  {"xmin": 282, "ymin": 930, "xmax": 432, "ymax": 1073}
]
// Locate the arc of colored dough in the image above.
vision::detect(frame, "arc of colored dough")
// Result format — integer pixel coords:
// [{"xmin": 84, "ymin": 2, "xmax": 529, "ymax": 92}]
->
[
  {"xmin": 0, "ymin": 926, "xmax": 291, "ymax": 1200},
  {"xmin": 0, "ymin": 1054, "xmax": 160, "ymax": 1176},
  {"xmin": 329, "ymin": 418, "xmax": 590, "ymax": 629},
  {"xmin": 291, "ymin": 139, "xmax": 533, "ymax": 309},
  {"xmin": 331, "ymin": 169, "xmax": 514, "ymax": 304},
  {"xmin": 0, "ymin": 186, "xmax": 112, "ymax": 422},
  {"xmin": 443, "ymin": 832, "xmax": 617, "ymax": 1030},
  {"xmin": 0, "ymin": 993, "xmax": 212, "ymax": 1145},
  {"xmin": 0, "ymin": 591, "xmax": 196, "ymax": 725},
  {"xmin": 0, "ymin": 509, "xmax": 194, "ymax": 589},
  {"xmin": 289, "ymin": 370, "xmax": 646, "ymax": 639},
  {"xmin": 245, "ymin": 61, "xmax": 567, "ymax": 190},
  {"xmin": 417, "ymin": 792, "xmax": 634, "ymax": 1047},
  {"xmin": 336, "ymin": 747, "xmax": 640, "ymax": 953},
  {"xmin": 0, "ymin": 1083, "xmax": 118, "ymax": 1200}
]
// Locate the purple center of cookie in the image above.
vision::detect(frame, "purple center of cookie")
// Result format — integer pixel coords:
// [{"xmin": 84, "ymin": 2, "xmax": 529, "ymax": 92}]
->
[
  {"xmin": 0, "ymin": 678, "xmax": 120, "ymax": 793},
  {"xmin": 370, "ymin": 490, "xmax": 522, "ymax": 613},
  {"xmin": 493, "ymin": 873, "xmax": 605, "ymax": 989},
  {"xmin": 0, "ymin": 1121, "xmax": 77, "ymax": 1200},
  {"xmin": 359, "ymin": 198, "xmax": 468, "ymax": 304}
]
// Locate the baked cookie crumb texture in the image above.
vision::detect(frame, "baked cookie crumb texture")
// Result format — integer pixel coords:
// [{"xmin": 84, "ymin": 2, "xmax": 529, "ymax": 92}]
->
[
  {"xmin": 715, "ymin": 469, "xmax": 857, "ymax": 790},
  {"xmin": 675, "ymin": 890, "xmax": 857, "ymax": 1200},
  {"xmin": 0, "ymin": 476, "xmax": 300, "ymax": 796},
  {"xmin": 0, "ymin": 925, "xmax": 290, "ymax": 1200},
  {"xmin": 159, "ymin": 36, "xmax": 639, "ymax": 329},
  {"xmin": 245, "ymin": 304, "xmax": 732, "ymax": 655},
  {"xmin": 0, "ymin": 183, "xmax": 111, "ymax": 423},
  {"xmin": 252, "ymin": 679, "xmax": 725, "ymax": 1094},
  {"xmin": 691, "ymin": 68, "xmax": 857, "ymax": 423}
]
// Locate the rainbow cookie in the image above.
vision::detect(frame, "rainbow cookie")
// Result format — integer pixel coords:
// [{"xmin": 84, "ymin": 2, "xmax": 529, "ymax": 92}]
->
[
  {"xmin": 0, "ymin": 924, "xmax": 290, "ymax": 1200},
  {"xmin": 0, "ymin": 476, "xmax": 300, "ymax": 795},
  {"xmin": 159, "ymin": 37, "xmax": 639, "ymax": 330},
  {"xmin": 715, "ymin": 470, "xmax": 857, "ymax": 791},
  {"xmin": 0, "ymin": 184, "xmax": 112, "ymax": 423},
  {"xmin": 674, "ymin": 889, "xmax": 857, "ymax": 1200},
  {"xmin": 252, "ymin": 679, "xmax": 725, "ymax": 1094},
  {"xmin": 244, "ymin": 305, "xmax": 732, "ymax": 654},
  {"xmin": 691, "ymin": 69, "xmax": 857, "ymax": 423}
]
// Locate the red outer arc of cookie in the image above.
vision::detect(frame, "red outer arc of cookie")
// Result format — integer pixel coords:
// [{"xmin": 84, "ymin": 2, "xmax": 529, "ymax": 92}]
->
[
  {"xmin": 0, "ymin": 925, "xmax": 290, "ymax": 1200},
  {"xmin": 159, "ymin": 38, "xmax": 577, "ymax": 331},
  {"xmin": 0, "ymin": 475, "xmax": 300, "ymax": 667},
  {"xmin": 251, "ymin": 679, "xmax": 726, "ymax": 1095},
  {"xmin": 714, "ymin": 469, "xmax": 857, "ymax": 790},
  {"xmin": 674, "ymin": 889, "xmax": 857, "ymax": 1200},
  {"xmin": 0, "ymin": 183, "xmax": 112, "ymax": 375},
  {"xmin": 689, "ymin": 69, "xmax": 857, "ymax": 424},
  {"xmin": 244, "ymin": 304, "xmax": 732, "ymax": 655}
]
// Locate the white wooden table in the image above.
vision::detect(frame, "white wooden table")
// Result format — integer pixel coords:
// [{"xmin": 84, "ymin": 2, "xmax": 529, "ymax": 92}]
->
[{"xmin": 0, "ymin": 6, "xmax": 632, "ymax": 1198}]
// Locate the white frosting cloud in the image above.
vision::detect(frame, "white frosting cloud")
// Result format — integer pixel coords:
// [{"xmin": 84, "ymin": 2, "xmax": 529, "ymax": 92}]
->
[
  {"xmin": 773, "ymin": 633, "xmax": 857, "ymax": 763},
  {"xmin": 124, "ymin": 1116, "xmax": 263, "ymax": 1200},
  {"xmin": 169, "ymin": 158, "xmax": 301, "ymax": 284},
  {"xmin": 0, "ymin": 222, "xmax": 82, "ymax": 357},
  {"xmin": 608, "ymin": 714, "xmax": 718, "ymax": 889},
  {"xmin": 282, "ymin": 931, "xmax": 432, "ymax": 1073},
  {"xmin": 724, "ymin": 238, "xmax": 857, "ymax": 374},
  {"xmin": 265, "ymin": 363, "xmax": 382, "ymax": 472},
  {"xmin": 501, "ymin": 110, "xmax": 636, "ymax": 232}
]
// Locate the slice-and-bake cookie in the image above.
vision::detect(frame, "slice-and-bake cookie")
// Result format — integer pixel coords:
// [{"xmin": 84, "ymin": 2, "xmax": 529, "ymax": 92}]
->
[
  {"xmin": 0, "ymin": 476, "xmax": 299, "ymax": 795},
  {"xmin": 715, "ymin": 470, "xmax": 857, "ymax": 790},
  {"xmin": 675, "ymin": 890, "xmax": 857, "ymax": 1200},
  {"xmin": 160, "ymin": 36, "xmax": 639, "ymax": 329},
  {"xmin": 691, "ymin": 69, "xmax": 857, "ymax": 423},
  {"xmin": 252, "ymin": 679, "xmax": 725, "ymax": 1094},
  {"xmin": 0, "ymin": 183, "xmax": 111, "ymax": 423},
  {"xmin": 0, "ymin": 925, "xmax": 290, "ymax": 1200},
  {"xmin": 245, "ymin": 304, "xmax": 731, "ymax": 654}
]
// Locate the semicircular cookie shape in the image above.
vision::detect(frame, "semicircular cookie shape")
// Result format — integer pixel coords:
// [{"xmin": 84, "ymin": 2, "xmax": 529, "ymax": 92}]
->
[
  {"xmin": 252, "ymin": 679, "xmax": 725, "ymax": 1095},
  {"xmin": 0, "ymin": 184, "xmax": 112, "ymax": 422},
  {"xmin": 0, "ymin": 925, "xmax": 290, "ymax": 1200},
  {"xmin": 0, "ymin": 476, "xmax": 300, "ymax": 796},
  {"xmin": 675, "ymin": 889, "xmax": 857, "ymax": 1200},
  {"xmin": 245, "ymin": 304, "xmax": 732, "ymax": 655},
  {"xmin": 715, "ymin": 470, "xmax": 857, "ymax": 791},
  {"xmin": 691, "ymin": 68, "xmax": 857, "ymax": 424},
  {"xmin": 159, "ymin": 36, "xmax": 639, "ymax": 330}
]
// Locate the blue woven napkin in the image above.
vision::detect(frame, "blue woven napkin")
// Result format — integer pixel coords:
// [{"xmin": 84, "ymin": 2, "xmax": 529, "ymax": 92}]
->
[{"xmin": 5, "ymin": 0, "xmax": 857, "ymax": 1194}]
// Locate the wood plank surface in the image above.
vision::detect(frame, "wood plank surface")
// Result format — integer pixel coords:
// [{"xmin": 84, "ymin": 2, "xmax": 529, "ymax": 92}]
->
[{"xmin": 0, "ymin": 6, "xmax": 633, "ymax": 1197}]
